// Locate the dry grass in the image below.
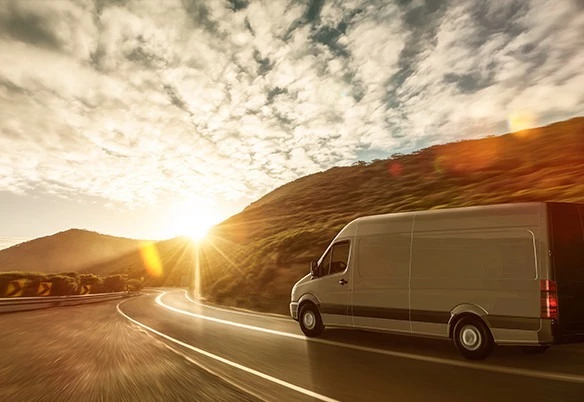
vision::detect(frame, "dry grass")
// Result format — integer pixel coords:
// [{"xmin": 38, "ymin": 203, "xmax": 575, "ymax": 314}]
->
[
  {"xmin": 2, "ymin": 118, "xmax": 582, "ymax": 315},
  {"xmin": 197, "ymin": 117, "xmax": 584, "ymax": 314}
]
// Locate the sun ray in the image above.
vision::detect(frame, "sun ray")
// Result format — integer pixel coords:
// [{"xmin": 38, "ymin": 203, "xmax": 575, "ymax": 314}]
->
[{"xmin": 204, "ymin": 234, "xmax": 244, "ymax": 274}]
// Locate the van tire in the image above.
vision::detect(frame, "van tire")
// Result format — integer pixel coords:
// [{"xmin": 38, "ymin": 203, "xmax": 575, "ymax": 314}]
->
[
  {"xmin": 453, "ymin": 316, "xmax": 494, "ymax": 360},
  {"xmin": 299, "ymin": 303, "xmax": 324, "ymax": 337}
]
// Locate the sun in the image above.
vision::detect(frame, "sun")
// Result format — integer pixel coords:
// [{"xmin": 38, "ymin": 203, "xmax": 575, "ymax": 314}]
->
[
  {"xmin": 187, "ymin": 225, "xmax": 210, "ymax": 241},
  {"xmin": 508, "ymin": 111, "xmax": 536, "ymax": 135},
  {"xmin": 166, "ymin": 198, "xmax": 221, "ymax": 241}
]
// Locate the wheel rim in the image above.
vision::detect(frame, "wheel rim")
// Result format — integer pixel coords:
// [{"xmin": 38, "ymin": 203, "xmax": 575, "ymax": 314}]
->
[
  {"xmin": 302, "ymin": 310, "xmax": 316, "ymax": 330},
  {"xmin": 460, "ymin": 325, "xmax": 482, "ymax": 351}
]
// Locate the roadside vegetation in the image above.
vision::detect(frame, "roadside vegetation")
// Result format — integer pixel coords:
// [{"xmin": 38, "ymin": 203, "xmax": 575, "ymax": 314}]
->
[
  {"xmin": 0, "ymin": 272, "xmax": 143, "ymax": 297},
  {"xmin": 198, "ymin": 117, "xmax": 584, "ymax": 314},
  {"xmin": 1, "ymin": 118, "xmax": 582, "ymax": 313}
]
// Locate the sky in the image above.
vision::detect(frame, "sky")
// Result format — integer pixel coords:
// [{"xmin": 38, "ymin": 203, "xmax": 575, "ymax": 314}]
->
[{"xmin": 0, "ymin": 0, "xmax": 583, "ymax": 249}]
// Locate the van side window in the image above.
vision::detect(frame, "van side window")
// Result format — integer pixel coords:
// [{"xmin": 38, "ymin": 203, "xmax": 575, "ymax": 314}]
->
[
  {"xmin": 318, "ymin": 241, "xmax": 350, "ymax": 276},
  {"xmin": 330, "ymin": 241, "xmax": 350, "ymax": 275}
]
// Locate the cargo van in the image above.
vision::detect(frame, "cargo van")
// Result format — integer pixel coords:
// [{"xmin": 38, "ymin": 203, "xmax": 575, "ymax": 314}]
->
[{"xmin": 289, "ymin": 202, "xmax": 584, "ymax": 360}]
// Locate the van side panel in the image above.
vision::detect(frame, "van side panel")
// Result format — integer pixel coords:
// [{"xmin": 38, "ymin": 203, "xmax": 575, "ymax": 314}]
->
[
  {"xmin": 352, "ymin": 215, "xmax": 414, "ymax": 333},
  {"xmin": 410, "ymin": 204, "xmax": 543, "ymax": 342}
]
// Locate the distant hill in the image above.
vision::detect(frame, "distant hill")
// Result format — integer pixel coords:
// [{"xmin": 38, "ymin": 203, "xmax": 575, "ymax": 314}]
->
[
  {"xmin": 195, "ymin": 117, "xmax": 584, "ymax": 314},
  {"xmin": 78, "ymin": 236, "xmax": 196, "ymax": 288},
  {"xmin": 0, "ymin": 227, "xmax": 196, "ymax": 288},
  {"xmin": 2, "ymin": 117, "xmax": 583, "ymax": 315},
  {"xmin": 0, "ymin": 229, "xmax": 147, "ymax": 274}
]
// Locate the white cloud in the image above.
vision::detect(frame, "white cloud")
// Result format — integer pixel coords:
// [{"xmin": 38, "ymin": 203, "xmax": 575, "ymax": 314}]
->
[{"xmin": 0, "ymin": 0, "xmax": 582, "ymax": 214}]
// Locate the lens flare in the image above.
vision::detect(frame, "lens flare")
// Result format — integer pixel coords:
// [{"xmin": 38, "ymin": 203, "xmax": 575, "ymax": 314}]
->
[
  {"xmin": 140, "ymin": 242, "xmax": 163, "ymax": 277},
  {"xmin": 388, "ymin": 162, "xmax": 403, "ymax": 177}
]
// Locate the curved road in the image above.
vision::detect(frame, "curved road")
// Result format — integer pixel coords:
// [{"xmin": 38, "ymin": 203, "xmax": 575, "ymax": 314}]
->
[{"xmin": 1, "ymin": 289, "xmax": 583, "ymax": 401}]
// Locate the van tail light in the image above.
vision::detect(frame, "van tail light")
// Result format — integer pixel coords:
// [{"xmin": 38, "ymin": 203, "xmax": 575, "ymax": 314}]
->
[{"xmin": 540, "ymin": 280, "xmax": 559, "ymax": 319}]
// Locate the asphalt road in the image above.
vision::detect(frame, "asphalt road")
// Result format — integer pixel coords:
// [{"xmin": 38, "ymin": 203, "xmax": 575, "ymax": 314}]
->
[{"xmin": 1, "ymin": 289, "xmax": 583, "ymax": 401}]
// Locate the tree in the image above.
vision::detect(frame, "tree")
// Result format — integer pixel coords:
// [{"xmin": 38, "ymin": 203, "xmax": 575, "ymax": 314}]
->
[
  {"xmin": 59, "ymin": 272, "xmax": 81, "ymax": 294},
  {"xmin": 48, "ymin": 275, "xmax": 78, "ymax": 296},
  {"xmin": 102, "ymin": 274, "xmax": 127, "ymax": 292},
  {"xmin": 126, "ymin": 279, "xmax": 143, "ymax": 292},
  {"xmin": 79, "ymin": 274, "xmax": 101, "ymax": 286}
]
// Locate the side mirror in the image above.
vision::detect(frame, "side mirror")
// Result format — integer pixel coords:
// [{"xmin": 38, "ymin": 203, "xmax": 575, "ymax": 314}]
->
[{"xmin": 310, "ymin": 260, "xmax": 319, "ymax": 278}]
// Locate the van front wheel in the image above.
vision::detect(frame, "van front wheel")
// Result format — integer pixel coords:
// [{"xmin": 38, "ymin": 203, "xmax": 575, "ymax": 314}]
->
[
  {"xmin": 299, "ymin": 303, "xmax": 324, "ymax": 337},
  {"xmin": 453, "ymin": 317, "xmax": 494, "ymax": 360}
]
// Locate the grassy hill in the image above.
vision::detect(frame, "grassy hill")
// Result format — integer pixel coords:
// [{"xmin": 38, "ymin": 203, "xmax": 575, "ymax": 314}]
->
[
  {"xmin": 78, "ymin": 236, "xmax": 196, "ymax": 288},
  {"xmin": 1, "ymin": 117, "xmax": 582, "ymax": 314},
  {"xmin": 196, "ymin": 117, "xmax": 584, "ymax": 314},
  {"xmin": 0, "ymin": 229, "xmax": 147, "ymax": 274},
  {"xmin": 0, "ymin": 228, "xmax": 196, "ymax": 289},
  {"xmin": 0, "ymin": 227, "xmax": 196, "ymax": 292}
]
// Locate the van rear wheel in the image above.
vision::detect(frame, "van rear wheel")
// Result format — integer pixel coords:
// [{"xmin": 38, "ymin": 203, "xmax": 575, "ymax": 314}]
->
[
  {"xmin": 299, "ymin": 303, "xmax": 324, "ymax": 337},
  {"xmin": 453, "ymin": 317, "xmax": 494, "ymax": 360}
]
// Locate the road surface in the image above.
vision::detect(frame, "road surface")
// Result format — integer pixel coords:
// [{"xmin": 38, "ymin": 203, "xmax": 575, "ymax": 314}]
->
[{"xmin": 1, "ymin": 289, "xmax": 583, "ymax": 401}]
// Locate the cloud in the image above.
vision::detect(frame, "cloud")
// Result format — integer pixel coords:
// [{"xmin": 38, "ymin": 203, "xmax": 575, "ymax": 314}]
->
[{"xmin": 0, "ymin": 0, "xmax": 582, "ymax": 211}]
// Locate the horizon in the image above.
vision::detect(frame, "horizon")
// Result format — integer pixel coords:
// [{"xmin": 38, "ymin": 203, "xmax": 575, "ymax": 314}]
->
[
  {"xmin": 1, "ymin": 115, "xmax": 582, "ymax": 251},
  {"xmin": 1, "ymin": 0, "xmax": 583, "ymax": 249}
]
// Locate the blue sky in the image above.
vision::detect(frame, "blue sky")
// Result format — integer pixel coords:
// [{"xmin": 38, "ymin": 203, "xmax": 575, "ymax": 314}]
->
[{"xmin": 1, "ymin": 0, "xmax": 583, "ymax": 249}]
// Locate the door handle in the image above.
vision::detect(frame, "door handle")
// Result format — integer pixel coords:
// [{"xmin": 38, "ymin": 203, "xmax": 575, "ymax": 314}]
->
[{"xmin": 338, "ymin": 279, "xmax": 348, "ymax": 285}]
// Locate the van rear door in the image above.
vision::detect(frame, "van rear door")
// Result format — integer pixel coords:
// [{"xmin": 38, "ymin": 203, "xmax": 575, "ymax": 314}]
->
[{"xmin": 548, "ymin": 203, "xmax": 584, "ymax": 342}]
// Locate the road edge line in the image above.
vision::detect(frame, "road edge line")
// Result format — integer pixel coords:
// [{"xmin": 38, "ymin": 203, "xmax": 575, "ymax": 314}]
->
[
  {"xmin": 184, "ymin": 290, "xmax": 291, "ymax": 322},
  {"xmin": 116, "ymin": 297, "xmax": 339, "ymax": 402},
  {"xmin": 159, "ymin": 291, "xmax": 584, "ymax": 385},
  {"xmin": 136, "ymin": 326, "xmax": 269, "ymax": 402}
]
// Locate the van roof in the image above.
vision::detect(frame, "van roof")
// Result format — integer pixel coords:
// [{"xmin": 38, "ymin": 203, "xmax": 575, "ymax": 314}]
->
[{"xmin": 351, "ymin": 201, "xmax": 546, "ymax": 224}]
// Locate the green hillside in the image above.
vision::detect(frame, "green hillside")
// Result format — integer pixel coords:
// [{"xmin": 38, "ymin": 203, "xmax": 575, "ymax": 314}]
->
[
  {"xmin": 0, "ymin": 229, "xmax": 146, "ymax": 274},
  {"xmin": 79, "ymin": 236, "xmax": 196, "ymax": 288},
  {"xmin": 198, "ymin": 117, "xmax": 584, "ymax": 314},
  {"xmin": 2, "ymin": 117, "xmax": 582, "ymax": 315}
]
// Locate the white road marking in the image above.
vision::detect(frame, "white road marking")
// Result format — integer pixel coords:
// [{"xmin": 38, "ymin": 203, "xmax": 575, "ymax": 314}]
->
[
  {"xmin": 116, "ymin": 301, "xmax": 338, "ymax": 402},
  {"xmin": 136, "ymin": 325, "xmax": 270, "ymax": 402},
  {"xmin": 160, "ymin": 292, "xmax": 305, "ymax": 340},
  {"xmin": 184, "ymin": 291, "xmax": 291, "ymax": 322},
  {"xmin": 158, "ymin": 291, "xmax": 584, "ymax": 385}
]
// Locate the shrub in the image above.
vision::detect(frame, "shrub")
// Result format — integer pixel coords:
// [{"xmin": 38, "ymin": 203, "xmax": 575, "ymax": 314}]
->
[
  {"xmin": 126, "ymin": 279, "xmax": 143, "ymax": 292},
  {"xmin": 102, "ymin": 274, "xmax": 127, "ymax": 293},
  {"xmin": 48, "ymin": 275, "xmax": 78, "ymax": 296}
]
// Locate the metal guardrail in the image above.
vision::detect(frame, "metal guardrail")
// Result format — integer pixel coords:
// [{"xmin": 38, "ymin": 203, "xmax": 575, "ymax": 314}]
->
[{"xmin": 0, "ymin": 292, "xmax": 139, "ymax": 313}]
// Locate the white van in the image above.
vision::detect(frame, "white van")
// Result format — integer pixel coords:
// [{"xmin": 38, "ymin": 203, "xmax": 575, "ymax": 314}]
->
[{"xmin": 289, "ymin": 202, "xmax": 584, "ymax": 360}]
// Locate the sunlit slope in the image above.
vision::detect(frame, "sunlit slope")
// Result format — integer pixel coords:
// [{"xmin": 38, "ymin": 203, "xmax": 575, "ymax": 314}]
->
[
  {"xmin": 199, "ymin": 117, "xmax": 584, "ymax": 314},
  {"xmin": 2, "ymin": 118, "xmax": 581, "ymax": 313},
  {"xmin": 0, "ymin": 229, "xmax": 196, "ymax": 288},
  {"xmin": 0, "ymin": 229, "xmax": 146, "ymax": 274},
  {"xmin": 80, "ymin": 237, "xmax": 196, "ymax": 287}
]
